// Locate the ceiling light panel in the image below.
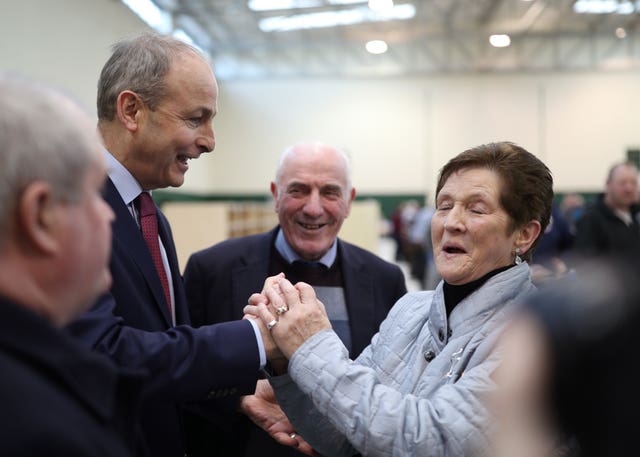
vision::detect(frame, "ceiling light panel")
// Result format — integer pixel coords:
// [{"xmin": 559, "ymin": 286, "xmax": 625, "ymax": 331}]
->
[
  {"xmin": 259, "ymin": 3, "xmax": 416, "ymax": 32},
  {"xmin": 573, "ymin": 0, "xmax": 638, "ymax": 14},
  {"xmin": 248, "ymin": 0, "xmax": 367, "ymax": 12}
]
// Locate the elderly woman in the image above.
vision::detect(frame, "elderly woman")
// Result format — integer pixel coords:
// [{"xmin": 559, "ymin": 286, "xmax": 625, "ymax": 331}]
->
[{"xmin": 244, "ymin": 142, "xmax": 553, "ymax": 457}]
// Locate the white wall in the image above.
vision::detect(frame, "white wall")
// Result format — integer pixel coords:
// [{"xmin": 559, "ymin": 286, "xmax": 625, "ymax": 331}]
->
[
  {"xmin": 0, "ymin": 0, "xmax": 149, "ymax": 114},
  {"xmin": 3, "ymin": 0, "xmax": 639, "ymax": 199},
  {"xmin": 206, "ymin": 72, "xmax": 640, "ymax": 199}
]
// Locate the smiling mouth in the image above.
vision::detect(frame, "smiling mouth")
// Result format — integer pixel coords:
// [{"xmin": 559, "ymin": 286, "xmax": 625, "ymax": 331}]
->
[
  {"xmin": 177, "ymin": 155, "xmax": 190, "ymax": 164},
  {"xmin": 297, "ymin": 222, "xmax": 326, "ymax": 230}
]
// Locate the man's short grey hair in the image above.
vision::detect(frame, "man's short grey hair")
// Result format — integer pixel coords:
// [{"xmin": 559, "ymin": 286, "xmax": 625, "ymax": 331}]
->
[
  {"xmin": 0, "ymin": 74, "xmax": 99, "ymax": 240},
  {"xmin": 97, "ymin": 32, "xmax": 204, "ymax": 121},
  {"xmin": 275, "ymin": 142, "xmax": 353, "ymax": 191}
]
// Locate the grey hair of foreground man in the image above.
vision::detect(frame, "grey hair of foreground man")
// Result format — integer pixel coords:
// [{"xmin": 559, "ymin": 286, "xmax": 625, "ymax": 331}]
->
[
  {"xmin": 0, "ymin": 76, "xmax": 100, "ymax": 239},
  {"xmin": 97, "ymin": 32, "xmax": 204, "ymax": 121},
  {"xmin": 0, "ymin": 74, "xmax": 111, "ymax": 328}
]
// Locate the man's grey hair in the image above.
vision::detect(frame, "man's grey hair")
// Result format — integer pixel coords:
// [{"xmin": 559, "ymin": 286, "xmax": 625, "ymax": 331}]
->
[
  {"xmin": 97, "ymin": 32, "xmax": 204, "ymax": 121},
  {"xmin": 0, "ymin": 74, "xmax": 99, "ymax": 240},
  {"xmin": 275, "ymin": 142, "xmax": 353, "ymax": 192}
]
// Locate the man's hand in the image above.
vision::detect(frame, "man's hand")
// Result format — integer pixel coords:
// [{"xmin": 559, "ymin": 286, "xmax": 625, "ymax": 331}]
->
[
  {"xmin": 253, "ymin": 278, "xmax": 331, "ymax": 359},
  {"xmin": 240, "ymin": 380, "xmax": 320, "ymax": 456},
  {"xmin": 244, "ymin": 311, "xmax": 284, "ymax": 361},
  {"xmin": 244, "ymin": 273, "xmax": 287, "ymax": 361}
]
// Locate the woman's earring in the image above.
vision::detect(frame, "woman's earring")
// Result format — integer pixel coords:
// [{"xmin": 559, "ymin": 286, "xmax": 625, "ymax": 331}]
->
[{"xmin": 514, "ymin": 247, "xmax": 523, "ymax": 265}]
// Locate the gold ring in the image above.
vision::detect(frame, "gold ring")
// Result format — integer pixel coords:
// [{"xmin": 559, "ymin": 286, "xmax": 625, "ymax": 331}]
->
[{"xmin": 276, "ymin": 306, "xmax": 288, "ymax": 315}]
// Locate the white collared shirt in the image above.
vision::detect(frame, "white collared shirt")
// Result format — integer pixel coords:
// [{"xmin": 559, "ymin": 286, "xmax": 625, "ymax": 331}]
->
[
  {"xmin": 274, "ymin": 228, "xmax": 337, "ymax": 268},
  {"xmin": 105, "ymin": 150, "xmax": 176, "ymax": 326},
  {"xmin": 104, "ymin": 151, "xmax": 266, "ymax": 366}
]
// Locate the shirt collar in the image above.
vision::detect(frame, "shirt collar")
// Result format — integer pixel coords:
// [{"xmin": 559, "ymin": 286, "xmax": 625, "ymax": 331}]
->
[
  {"xmin": 105, "ymin": 149, "xmax": 144, "ymax": 205},
  {"xmin": 274, "ymin": 228, "xmax": 337, "ymax": 268}
]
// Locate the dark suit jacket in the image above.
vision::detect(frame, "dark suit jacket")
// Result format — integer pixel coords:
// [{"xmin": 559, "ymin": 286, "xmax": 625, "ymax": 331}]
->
[
  {"xmin": 0, "ymin": 296, "xmax": 142, "ymax": 457},
  {"xmin": 183, "ymin": 226, "xmax": 407, "ymax": 456},
  {"xmin": 65, "ymin": 179, "xmax": 261, "ymax": 457}
]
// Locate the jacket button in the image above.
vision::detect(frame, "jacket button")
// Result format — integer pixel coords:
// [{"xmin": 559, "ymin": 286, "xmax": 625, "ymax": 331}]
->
[
  {"xmin": 423, "ymin": 351, "xmax": 435, "ymax": 362},
  {"xmin": 438, "ymin": 328, "xmax": 445, "ymax": 342}
]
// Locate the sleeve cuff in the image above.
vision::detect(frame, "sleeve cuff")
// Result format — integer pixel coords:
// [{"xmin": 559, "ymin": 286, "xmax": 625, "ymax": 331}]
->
[{"xmin": 247, "ymin": 318, "xmax": 266, "ymax": 369}]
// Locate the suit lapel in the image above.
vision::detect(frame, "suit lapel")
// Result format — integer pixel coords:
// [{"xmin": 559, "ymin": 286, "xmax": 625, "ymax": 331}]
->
[
  {"xmin": 339, "ymin": 242, "xmax": 376, "ymax": 357},
  {"xmin": 157, "ymin": 211, "xmax": 189, "ymax": 325},
  {"xmin": 231, "ymin": 263, "xmax": 270, "ymax": 320},
  {"xmin": 230, "ymin": 231, "xmax": 274, "ymax": 321},
  {"xmin": 104, "ymin": 180, "xmax": 172, "ymax": 326}
]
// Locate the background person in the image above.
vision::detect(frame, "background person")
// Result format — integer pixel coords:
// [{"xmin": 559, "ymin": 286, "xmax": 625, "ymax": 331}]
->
[
  {"xmin": 64, "ymin": 32, "xmax": 283, "ymax": 457},
  {"xmin": 0, "ymin": 75, "xmax": 140, "ymax": 456},
  {"xmin": 573, "ymin": 161, "xmax": 640, "ymax": 262},
  {"xmin": 244, "ymin": 142, "xmax": 553, "ymax": 456},
  {"xmin": 529, "ymin": 202, "xmax": 574, "ymax": 284},
  {"xmin": 183, "ymin": 141, "xmax": 407, "ymax": 456}
]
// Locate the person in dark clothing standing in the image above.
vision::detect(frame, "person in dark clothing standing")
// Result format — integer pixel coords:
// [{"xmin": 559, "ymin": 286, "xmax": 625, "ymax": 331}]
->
[
  {"xmin": 64, "ymin": 33, "xmax": 283, "ymax": 457},
  {"xmin": 183, "ymin": 142, "xmax": 407, "ymax": 456},
  {"xmin": 573, "ymin": 161, "xmax": 640, "ymax": 262}
]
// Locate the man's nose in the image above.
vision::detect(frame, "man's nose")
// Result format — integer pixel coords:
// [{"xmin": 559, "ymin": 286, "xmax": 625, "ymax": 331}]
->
[
  {"xmin": 197, "ymin": 124, "xmax": 215, "ymax": 153},
  {"xmin": 303, "ymin": 191, "xmax": 323, "ymax": 216}
]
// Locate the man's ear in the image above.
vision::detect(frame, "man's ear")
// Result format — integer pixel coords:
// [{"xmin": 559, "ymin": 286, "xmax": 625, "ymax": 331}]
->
[
  {"xmin": 270, "ymin": 182, "xmax": 279, "ymax": 212},
  {"xmin": 18, "ymin": 182, "xmax": 62, "ymax": 255},
  {"xmin": 116, "ymin": 90, "xmax": 144, "ymax": 132},
  {"xmin": 344, "ymin": 187, "xmax": 356, "ymax": 218},
  {"xmin": 515, "ymin": 220, "xmax": 542, "ymax": 256}
]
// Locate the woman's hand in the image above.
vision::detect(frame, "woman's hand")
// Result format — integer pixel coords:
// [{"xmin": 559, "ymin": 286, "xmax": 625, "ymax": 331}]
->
[{"xmin": 245, "ymin": 277, "xmax": 331, "ymax": 360}]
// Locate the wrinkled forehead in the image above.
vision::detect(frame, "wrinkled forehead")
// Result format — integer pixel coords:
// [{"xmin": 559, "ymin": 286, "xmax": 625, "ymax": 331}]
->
[{"xmin": 283, "ymin": 162, "xmax": 348, "ymax": 190}]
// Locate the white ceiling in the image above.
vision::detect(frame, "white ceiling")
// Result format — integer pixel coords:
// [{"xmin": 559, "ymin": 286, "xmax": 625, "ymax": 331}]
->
[{"xmin": 152, "ymin": 0, "xmax": 640, "ymax": 79}]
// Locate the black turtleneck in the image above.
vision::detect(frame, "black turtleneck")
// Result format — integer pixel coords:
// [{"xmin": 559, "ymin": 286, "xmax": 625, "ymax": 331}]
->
[{"xmin": 443, "ymin": 265, "xmax": 514, "ymax": 317}]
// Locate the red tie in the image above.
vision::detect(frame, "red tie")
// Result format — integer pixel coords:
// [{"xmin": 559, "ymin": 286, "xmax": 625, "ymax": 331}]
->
[{"xmin": 137, "ymin": 192, "xmax": 172, "ymax": 317}]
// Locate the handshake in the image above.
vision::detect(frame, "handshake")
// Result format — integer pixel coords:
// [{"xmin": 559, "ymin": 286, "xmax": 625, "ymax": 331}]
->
[{"xmin": 244, "ymin": 273, "xmax": 333, "ymax": 364}]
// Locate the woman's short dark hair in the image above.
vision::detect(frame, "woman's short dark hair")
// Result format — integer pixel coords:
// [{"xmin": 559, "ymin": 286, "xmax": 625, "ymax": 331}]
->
[{"xmin": 435, "ymin": 142, "xmax": 553, "ymax": 261}]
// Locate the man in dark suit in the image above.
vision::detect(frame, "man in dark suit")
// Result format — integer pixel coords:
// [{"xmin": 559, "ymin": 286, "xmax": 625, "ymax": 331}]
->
[
  {"xmin": 573, "ymin": 161, "xmax": 640, "ymax": 263},
  {"xmin": 0, "ymin": 75, "xmax": 140, "ymax": 456},
  {"xmin": 64, "ymin": 33, "xmax": 284, "ymax": 457},
  {"xmin": 184, "ymin": 142, "xmax": 407, "ymax": 456}
]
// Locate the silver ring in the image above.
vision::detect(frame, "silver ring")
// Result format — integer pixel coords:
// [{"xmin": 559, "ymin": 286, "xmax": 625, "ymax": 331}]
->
[
  {"xmin": 266, "ymin": 319, "xmax": 278, "ymax": 330},
  {"xmin": 276, "ymin": 306, "xmax": 288, "ymax": 315},
  {"xmin": 289, "ymin": 433, "xmax": 296, "ymax": 439}
]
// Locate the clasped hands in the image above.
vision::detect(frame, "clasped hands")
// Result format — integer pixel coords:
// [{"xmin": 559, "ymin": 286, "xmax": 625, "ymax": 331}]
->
[
  {"xmin": 240, "ymin": 274, "xmax": 330, "ymax": 457},
  {"xmin": 244, "ymin": 273, "xmax": 332, "ymax": 362}
]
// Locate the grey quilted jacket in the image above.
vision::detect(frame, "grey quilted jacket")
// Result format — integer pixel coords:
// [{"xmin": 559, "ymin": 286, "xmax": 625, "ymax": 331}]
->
[{"xmin": 271, "ymin": 262, "xmax": 534, "ymax": 457}]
